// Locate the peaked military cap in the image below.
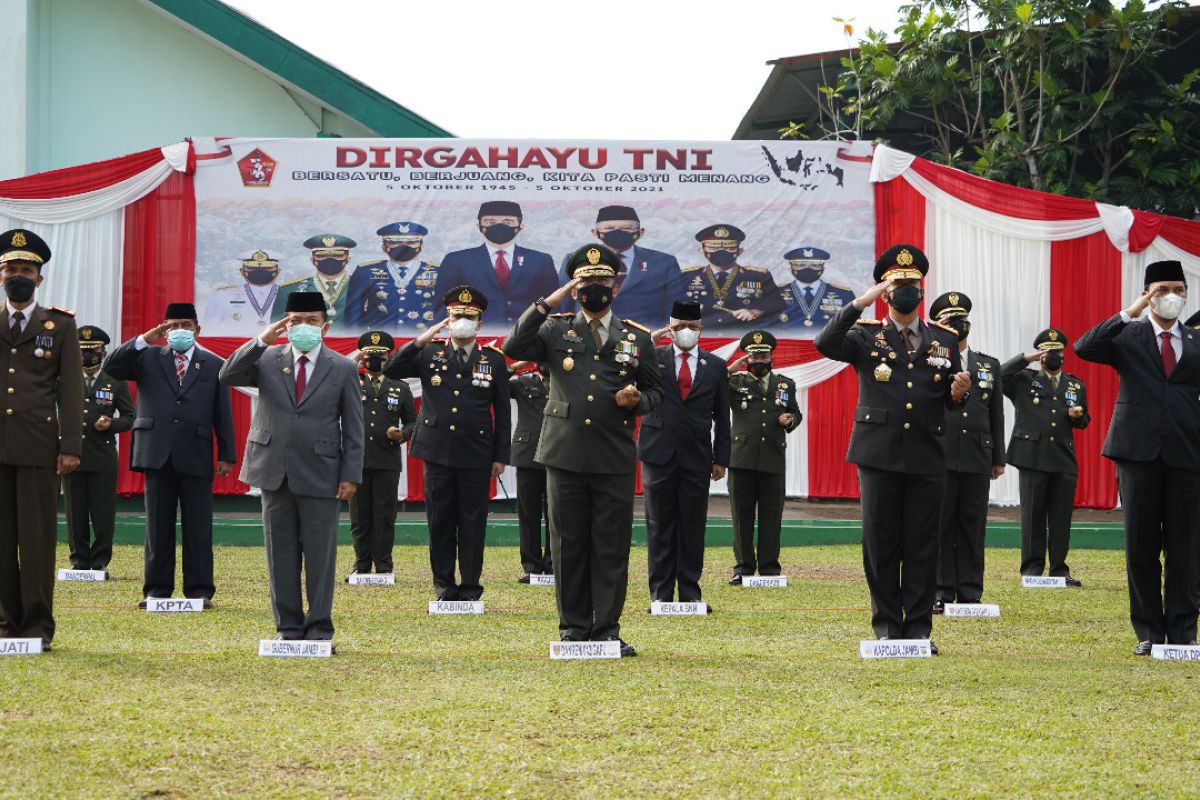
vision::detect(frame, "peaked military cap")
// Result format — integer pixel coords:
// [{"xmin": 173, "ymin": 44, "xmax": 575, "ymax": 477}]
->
[
  {"xmin": 566, "ymin": 244, "xmax": 621, "ymax": 278},
  {"xmin": 302, "ymin": 233, "xmax": 356, "ymax": 253},
  {"xmin": 784, "ymin": 246, "xmax": 830, "ymax": 263},
  {"xmin": 695, "ymin": 224, "xmax": 746, "ymax": 245},
  {"xmin": 376, "ymin": 222, "xmax": 428, "ymax": 240},
  {"xmin": 929, "ymin": 291, "xmax": 972, "ymax": 321},
  {"xmin": 0, "ymin": 228, "xmax": 51, "ymax": 266},
  {"xmin": 1034, "ymin": 328, "xmax": 1068, "ymax": 351},
  {"xmin": 358, "ymin": 330, "xmax": 396, "ymax": 353},
  {"xmin": 874, "ymin": 243, "xmax": 929, "ymax": 282},
  {"xmin": 78, "ymin": 325, "xmax": 111, "ymax": 348},
  {"xmin": 444, "ymin": 285, "xmax": 488, "ymax": 316},
  {"xmin": 739, "ymin": 329, "xmax": 777, "ymax": 354}
]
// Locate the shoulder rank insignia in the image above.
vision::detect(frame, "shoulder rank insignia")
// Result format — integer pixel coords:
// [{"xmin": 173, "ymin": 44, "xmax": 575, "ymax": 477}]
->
[
  {"xmin": 681, "ymin": 265, "xmax": 705, "ymax": 273},
  {"xmin": 740, "ymin": 265, "xmax": 770, "ymax": 273},
  {"xmin": 280, "ymin": 277, "xmax": 310, "ymax": 287},
  {"xmin": 855, "ymin": 319, "xmax": 883, "ymax": 326},
  {"xmin": 623, "ymin": 319, "xmax": 651, "ymax": 334},
  {"xmin": 549, "ymin": 312, "xmax": 574, "ymax": 318},
  {"xmin": 931, "ymin": 320, "xmax": 957, "ymax": 334},
  {"xmin": 485, "ymin": 344, "xmax": 506, "ymax": 356},
  {"xmin": 50, "ymin": 305, "xmax": 75, "ymax": 317}
]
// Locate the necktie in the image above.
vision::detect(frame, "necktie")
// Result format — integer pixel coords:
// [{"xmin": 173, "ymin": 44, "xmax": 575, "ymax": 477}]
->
[
  {"xmin": 296, "ymin": 355, "xmax": 308, "ymax": 402},
  {"xmin": 589, "ymin": 318, "xmax": 604, "ymax": 350},
  {"xmin": 804, "ymin": 287, "xmax": 814, "ymax": 305},
  {"xmin": 325, "ymin": 280, "xmax": 337, "ymax": 293},
  {"xmin": 678, "ymin": 351, "xmax": 692, "ymax": 401},
  {"xmin": 10, "ymin": 310, "xmax": 23, "ymax": 333},
  {"xmin": 1049, "ymin": 373, "xmax": 1059, "ymax": 392},
  {"xmin": 455, "ymin": 347, "xmax": 466, "ymax": 371},
  {"xmin": 175, "ymin": 352, "xmax": 187, "ymax": 384},
  {"xmin": 495, "ymin": 249, "xmax": 511, "ymax": 292},
  {"xmin": 86, "ymin": 375, "xmax": 95, "ymax": 394},
  {"xmin": 904, "ymin": 328, "xmax": 916, "ymax": 356},
  {"xmin": 396, "ymin": 265, "xmax": 408, "ymax": 280},
  {"xmin": 371, "ymin": 377, "xmax": 382, "ymax": 394},
  {"xmin": 1161, "ymin": 331, "xmax": 1177, "ymax": 377}
]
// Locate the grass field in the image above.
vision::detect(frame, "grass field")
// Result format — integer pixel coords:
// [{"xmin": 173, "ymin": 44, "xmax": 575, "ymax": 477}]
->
[{"xmin": 2, "ymin": 540, "xmax": 1198, "ymax": 798}]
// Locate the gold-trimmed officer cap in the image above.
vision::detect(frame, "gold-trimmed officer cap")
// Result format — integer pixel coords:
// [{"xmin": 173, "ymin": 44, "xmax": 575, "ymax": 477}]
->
[
  {"xmin": 1034, "ymin": 328, "xmax": 1068, "ymax": 351},
  {"xmin": 928, "ymin": 291, "xmax": 972, "ymax": 321},
  {"xmin": 566, "ymin": 244, "xmax": 621, "ymax": 279},
  {"xmin": 357, "ymin": 330, "xmax": 396, "ymax": 353},
  {"xmin": 443, "ymin": 284, "xmax": 488, "ymax": 316},
  {"xmin": 78, "ymin": 325, "xmax": 110, "ymax": 348},
  {"xmin": 695, "ymin": 224, "xmax": 746, "ymax": 246},
  {"xmin": 238, "ymin": 249, "xmax": 280, "ymax": 268},
  {"xmin": 0, "ymin": 228, "xmax": 51, "ymax": 267},
  {"xmin": 302, "ymin": 232, "xmax": 356, "ymax": 257},
  {"xmin": 874, "ymin": 243, "xmax": 929, "ymax": 282},
  {"xmin": 376, "ymin": 221, "xmax": 428, "ymax": 243},
  {"xmin": 739, "ymin": 329, "xmax": 777, "ymax": 354}
]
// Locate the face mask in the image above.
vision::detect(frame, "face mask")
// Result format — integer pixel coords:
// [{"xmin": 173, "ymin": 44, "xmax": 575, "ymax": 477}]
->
[
  {"xmin": 748, "ymin": 361, "xmax": 771, "ymax": 378},
  {"xmin": 792, "ymin": 268, "xmax": 823, "ymax": 284},
  {"xmin": 387, "ymin": 244, "xmax": 420, "ymax": 262},
  {"xmin": 947, "ymin": 318, "xmax": 971, "ymax": 342},
  {"xmin": 166, "ymin": 329, "xmax": 195, "ymax": 353},
  {"xmin": 599, "ymin": 229, "xmax": 638, "ymax": 250},
  {"xmin": 707, "ymin": 250, "xmax": 736, "ymax": 269},
  {"xmin": 3, "ymin": 275, "xmax": 36, "ymax": 304},
  {"xmin": 448, "ymin": 318, "xmax": 478, "ymax": 339},
  {"xmin": 314, "ymin": 257, "xmax": 345, "ymax": 276},
  {"xmin": 672, "ymin": 328, "xmax": 700, "ymax": 350},
  {"xmin": 577, "ymin": 283, "xmax": 613, "ymax": 313},
  {"xmin": 888, "ymin": 284, "xmax": 922, "ymax": 314},
  {"xmin": 82, "ymin": 352, "xmax": 103, "ymax": 369},
  {"xmin": 365, "ymin": 356, "xmax": 384, "ymax": 373},
  {"xmin": 243, "ymin": 267, "xmax": 277, "ymax": 286},
  {"xmin": 1154, "ymin": 292, "xmax": 1185, "ymax": 320},
  {"xmin": 288, "ymin": 323, "xmax": 323, "ymax": 353},
  {"xmin": 481, "ymin": 223, "xmax": 519, "ymax": 244},
  {"xmin": 1043, "ymin": 352, "xmax": 1064, "ymax": 371}
]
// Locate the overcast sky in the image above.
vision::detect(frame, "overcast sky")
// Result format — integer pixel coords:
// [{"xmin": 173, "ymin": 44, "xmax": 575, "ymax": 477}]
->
[{"xmin": 222, "ymin": 0, "xmax": 905, "ymax": 140}]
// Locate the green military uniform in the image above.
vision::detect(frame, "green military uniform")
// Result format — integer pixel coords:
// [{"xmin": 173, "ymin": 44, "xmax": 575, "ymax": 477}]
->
[
  {"xmin": 0, "ymin": 229, "xmax": 84, "ymax": 646},
  {"xmin": 727, "ymin": 330, "xmax": 802, "ymax": 580},
  {"xmin": 271, "ymin": 233, "xmax": 357, "ymax": 332},
  {"xmin": 64, "ymin": 325, "xmax": 134, "ymax": 572},
  {"xmin": 503, "ymin": 244, "xmax": 664, "ymax": 650}
]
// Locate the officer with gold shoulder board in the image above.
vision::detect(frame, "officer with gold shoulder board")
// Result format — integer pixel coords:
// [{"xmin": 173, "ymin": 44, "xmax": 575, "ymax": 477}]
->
[{"xmin": 681, "ymin": 225, "xmax": 785, "ymax": 331}]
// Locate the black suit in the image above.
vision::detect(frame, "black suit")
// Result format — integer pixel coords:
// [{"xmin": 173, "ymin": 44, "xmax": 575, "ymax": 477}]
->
[
  {"xmin": 103, "ymin": 340, "xmax": 236, "ymax": 600},
  {"xmin": 1075, "ymin": 314, "xmax": 1200, "ymax": 644},
  {"xmin": 638, "ymin": 346, "xmax": 731, "ymax": 602},
  {"xmin": 510, "ymin": 371, "xmax": 552, "ymax": 575}
]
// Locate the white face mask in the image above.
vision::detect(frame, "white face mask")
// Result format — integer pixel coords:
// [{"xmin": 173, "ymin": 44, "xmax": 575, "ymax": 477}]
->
[
  {"xmin": 1154, "ymin": 292, "xmax": 1185, "ymax": 321},
  {"xmin": 672, "ymin": 328, "xmax": 700, "ymax": 350},
  {"xmin": 448, "ymin": 317, "xmax": 478, "ymax": 340}
]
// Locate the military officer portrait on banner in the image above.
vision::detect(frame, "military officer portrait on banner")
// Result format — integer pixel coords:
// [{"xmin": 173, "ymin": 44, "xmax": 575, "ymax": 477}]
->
[
  {"xmin": 344, "ymin": 221, "xmax": 440, "ymax": 332},
  {"xmin": 681, "ymin": 225, "xmax": 785, "ymax": 332},
  {"xmin": 773, "ymin": 247, "xmax": 856, "ymax": 333},
  {"xmin": 272, "ymin": 233, "xmax": 357, "ymax": 331},
  {"xmin": 202, "ymin": 249, "xmax": 283, "ymax": 336}
]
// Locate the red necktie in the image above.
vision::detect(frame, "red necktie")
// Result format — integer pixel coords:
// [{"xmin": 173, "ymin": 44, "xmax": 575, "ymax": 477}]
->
[
  {"xmin": 678, "ymin": 351, "xmax": 692, "ymax": 401},
  {"xmin": 1161, "ymin": 331, "xmax": 1176, "ymax": 377},
  {"xmin": 495, "ymin": 249, "xmax": 511, "ymax": 292},
  {"xmin": 296, "ymin": 355, "xmax": 308, "ymax": 402},
  {"xmin": 175, "ymin": 352, "xmax": 187, "ymax": 384}
]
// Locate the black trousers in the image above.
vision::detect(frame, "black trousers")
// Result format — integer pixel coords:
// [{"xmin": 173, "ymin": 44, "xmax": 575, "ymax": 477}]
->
[
  {"xmin": 858, "ymin": 466, "xmax": 943, "ymax": 639},
  {"xmin": 0, "ymin": 464, "xmax": 58, "ymax": 642},
  {"xmin": 937, "ymin": 469, "xmax": 990, "ymax": 603},
  {"xmin": 64, "ymin": 469, "xmax": 118, "ymax": 571},
  {"xmin": 423, "ymin": 462, "xmax": 490, "ymax": 600},
  {"xmin": 142, "ymin": 461, "xmax": 215, "ymax": 600},
  {"xmin": 1018, "ymin": 468, "xmax": 1076, "ymax": 577},
  {"xmin": 349, "ymin": 468, "xmax": 401, "ymax": 573},
  {"xmin": 643, "ymin": 458, "xmax": 710, "ymax": 602},
  {"xmin": 1116, "ymin": 458, "xmax": 1200, "ymax": 644},
  {"xmin": 546, "ymin": 466, "xmax": 634, "ymax": 641},
  {"xmin": 728, "ymin": 468, "xmax": 784, "ymax": 576},
  {"xmin": 516, "ymin": 467, "xmax": 552, "ymax": 574}
]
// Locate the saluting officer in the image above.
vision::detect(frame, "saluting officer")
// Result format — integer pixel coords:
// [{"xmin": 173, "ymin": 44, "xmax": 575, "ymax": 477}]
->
[
  {"xmin": 1002, "ymin": 328, "xmax": 1090, "ymax": 585},
  {"xmin": 64, "ymin": 325, "xmax": 134, "ymax": 574},
  {"xmin": 508, "ymin": 360, "xmax": 553, "ymax": 581},
  {"xmin": 815, "ymin": 244, "xmax": 970, "ymax": 651},
  {"xmin": 724, "ymin": 330, "xmax": 801, "ymax": 584},
  {"xmin": 348, "ymin": 331, "xmax": 416, "ymax": 578},
  {"xmin": 928, "ymin": 292, "xmax": 1005, "ymax": 611},
  {"xmin": 384, "ymin": 286, "xmax": 510, "ymax": 601},
  {"xmin": 774, "ymin": 247, "xmax": 857, "ymax": 332},
  {"xmin": 503, "ymin": 244, "xmax": 664, "ymax": 655},
  {"xmin": 0, "ymin": 228, "xmax": 83, "ymax": 650},
  {"xmin": 272, "ymin": 233, "xmax": 357, "ymax": 330},
  {"xmin": 344, "ymin": 222, "xmax": 441, "ymax": 332},
  {"xmin": 681, "ymin": 225, "xmax": 784, "ymax": 331}
]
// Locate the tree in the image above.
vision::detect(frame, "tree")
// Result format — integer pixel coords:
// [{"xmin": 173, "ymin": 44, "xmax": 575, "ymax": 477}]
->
[{"xmin": 783, "ymin": 1, "xmax": 1200, "ymax": 218}]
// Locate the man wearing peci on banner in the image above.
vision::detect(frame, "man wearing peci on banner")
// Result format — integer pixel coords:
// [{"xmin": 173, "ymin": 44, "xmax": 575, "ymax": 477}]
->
[
  {"xmin": 272, "ymin": 233, "xmax": 357, "ymax": 331},
  {"xmin": 681, "ymin": 225, "xmax": 784, "ymax": 332},
  {"xmin": 344, "ymin": 222, "xmax": 441, "ymax": 333},
  {"xmin": 202, "ymin": 249, "xmax": 283, "ymax": 336}
]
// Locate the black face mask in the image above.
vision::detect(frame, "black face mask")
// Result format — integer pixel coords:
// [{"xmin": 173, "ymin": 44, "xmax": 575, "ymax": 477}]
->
[
  {"xmin": 599, "ymin": 229, "xmax": 638, "ymax": 250},
  {"xmin": 1043, "ymin": 352, "xmax": 1064, "ymax": 371},
  {"xmin": 82, "ymin": 352, "xmax": 103, "ymax": 369},
  {"xmin": 366, "ymin": 356, "xmax": 384, "ymax": 373},
  {"xmin": 4, "ymin": 275, "xmax": 36, "ymax": 304},
  {"xmin": 315, "ymin": 257, "xmax": 345, "ymax": 276},
  {"xmin": 577, "ymin": 284, "xmax": 613, "ymax": 313},
  {"xmin": 748, "ymin": 361, "xmax": 771, "ymax": 378},
  {"xmin": 947, "ymin": 318, "xmax": 971, "ymax": 342},
  {"xmin": 481, "ymin": 223, "xmax": 519, "ymax": 245},
  {"xmin": 708, "ymin": 250, "xmax": 736, "ymax": 269},
  {"xmin": 888, "ymin": 284, "xmax": 922, "ymax": 314},
  {"xmin": 243, "ymin": 267, "xmax": 278, "ymax": 286},
  {"xmin": 792, "ymin": 268, "xmax": 823, "ymax": 284},
  {"xmin": 387, "ymin": 244, "xmax": 420, "ymax": 262}
]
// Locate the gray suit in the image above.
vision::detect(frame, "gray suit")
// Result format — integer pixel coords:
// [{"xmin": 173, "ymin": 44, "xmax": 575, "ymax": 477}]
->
[{"xmin": 220, "ymin": 340, "xmax": 364, "ymax": 640}]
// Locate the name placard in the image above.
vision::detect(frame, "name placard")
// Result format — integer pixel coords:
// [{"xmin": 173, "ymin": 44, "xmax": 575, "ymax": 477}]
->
[
  {"xmin": 427, "ymin": 600, "xmax": 484, "ymax": 615},
  {"xmin": 0, "ymin": 638, "xmax": 43, "ymax": 656},
  {"xmin": 742, "ymin": 576, "xmax": 788, "ymax": 588},
  {"xmin": 57, "ymin": 569, "xmax": 106, "ymax": 582},
  {"xmin": 1152, "ymin": 644, "xmax": 1200, "ymax": 662},
  {"xmin": 650, "ymin": 601, "xmax": 709, "ymax": 616},
  {"xmin": 258, "ymin": 639, "xmax": 333, "ymax": 658},
  {"xmin": 549, "ymin": 641, "xmax": 621, "ymax": 660},
  {"xmin": 529, "ymin": 574, "xmax": 555, "ymax": 586},
  {"xmin": 944, "ymin": 603, "xmax": 1001, "ymax": 618},
  {"xmin": 146, "ymin": 598, "xmax": 205, "ymax": 613},
  {"xmin": 1022, "ymin": 576, "xmax": 1067, "ymax": 588},
  {"xmin": 859, "ymin": 639, "xmax": 932, "ymax": 659},
  {"xmin": 348, "ymin": 573, "xmax": 395, "ymax": 586}
]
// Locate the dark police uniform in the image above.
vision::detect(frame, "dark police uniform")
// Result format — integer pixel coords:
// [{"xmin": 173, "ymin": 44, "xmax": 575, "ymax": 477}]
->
[
  {"xmin": 682, "ymin": 225, "xmax": 784, "ymax": 332},
  {"xmin": 503, "ymin": 244, "xmax": 664, "ymax": 651},
  {"xmin": 1002, "ymin": 328, "xmax": 1090, "ymax": 580},
  {"xmin": 927, "ymin": 293, "xmax": 1005, "ymax": 608},
  {"xmin": 773, "ymin": 247, "xmax": 856, "ymax": 332},
  {"xmin": 815, "ymin": 244, "xmax": 964, "ymax": 642},
  {"xmin": 272, "ymin": 233, "xmax": 356, "ymax": 331},
  {"xmin": 727, "ymin": 330, "xmax": 800, "ymax": 581},
  {"xmin": 349, "ymin": 331, "xmax": 416, "ymax": 576},
  {"xmin": 64, "ymin": 326, "xmax": 134, "ymax": 572},
  {"xmin": 344, "ymin": 222, "xmax": 441, "ymax": 332},
  {"xmin": 0, "ymin": 229, "xmax": 84, "ymax": 646},
  {"xmin": 384, "ymin": 286, "xmax": 511, "ymax": 600},
  {"xmin": 510, "ymin": 367, "xmax": 552, "ymax": 577}
]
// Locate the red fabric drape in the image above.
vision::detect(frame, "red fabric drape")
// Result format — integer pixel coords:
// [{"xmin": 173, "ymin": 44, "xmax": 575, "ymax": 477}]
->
[
  {"xmin": 1159, "ymin": 217, "xmax": 1200, "ymax": 255},
  {"xmin": 1128, "ymin": 210, "xmax": 1165, "ymax": 253},
  {"xmin": 1050, "ymin": 232, "xmax": 1120, "ymax": 508},
  {"xmin": 0, "ymin": 147, "xmax": 166, "ymax": 199},
  {"xmin": 909, "ymin": 158, "xmax": 1098, "ymax": 221},
  {"xmin": 806, "ymin": 367, "xmax": 859, "ymax": 498}
]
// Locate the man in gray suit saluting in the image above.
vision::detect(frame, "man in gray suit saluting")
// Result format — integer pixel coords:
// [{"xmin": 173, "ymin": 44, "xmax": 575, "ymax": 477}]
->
[{"xmin": 220, "ymin": 291, "xmax": 363, "ymax": 646}]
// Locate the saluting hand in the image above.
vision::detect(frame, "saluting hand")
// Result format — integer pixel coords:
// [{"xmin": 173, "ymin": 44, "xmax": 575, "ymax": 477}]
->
[
  {"xmin": 615, "ymin": 384, "xmax": 641, "ymax": 409},
  {"xmin": 545, "ymin": 278, "xmax": 581, "ymax": 309},
  {"xmin": 1126, "ymin": 289, "xmax": 1153, "ymax": 319},
  {"xmin": 650, "ymin": 327, "xmax": 670, "ymax": 342},
  {"xmin": 94, "ymin": 415, "xmax": 112, "ymax": 432},
  {"xmin": 727, "ymin": 354, "xmax": 750, "ymax": 374},
  {"xmin": 141, "ymin": 321, "xmax": 172, "ymax": 344},
  {"xmin": 853, "ymin": 280, "xmax": 892, "ymax": 311},
  {"xmin": 1024, "ymin": 350, "xmax": 1046, "ymax": 364},
  {"xmin": 259, "ymin": 318, "xmax": 289, "ymax": 347},
  {"xmin": 950, "ymin": 370, "xmax": 971, "ymax": 402},
  {"xmin": 415, "ymin": 318, "xmax": 450, "ymax": 348}
]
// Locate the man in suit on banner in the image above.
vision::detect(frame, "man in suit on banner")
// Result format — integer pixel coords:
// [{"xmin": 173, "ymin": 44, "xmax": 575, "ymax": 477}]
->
[
  {"xmin": 220, "ymin": 291, "xmax": 363, "ymax": 645},
  {"xmin": 1075, "ymin": 259, "xmax": 1200, "ymax": 655},
  {"xmin": 105, "ymin": 302, "xmax": 236, "ymax": 608}
]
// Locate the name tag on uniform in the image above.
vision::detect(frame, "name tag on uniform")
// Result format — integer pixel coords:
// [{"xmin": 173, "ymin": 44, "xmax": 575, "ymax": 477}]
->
[
  {"xmin": 1022, "ymin": 576, "xmax": 1066, "ymax": 588},
  {"xmin": 57, "ymin": 569, "xmax": 106, "ymax": 582},
  {"xmin": 348, "ymin": 573, "xmax": 395, "ymax": 586},
  {"xmin": 1151, "ymin": 644, "xmax": 1200, "ymax": 661},
  {"xmin": 428, "ymin": 600, "xmax": 484, "ymax": 615},
  {"xmin": 859, "ymin": 639, "xmax": 932, "ymax": 659},
  {"xmin": 0, "ymin": 638, "xmax": 43, "ymax": 656},
  {"xmin": 944, "ymin": 603, "xmax": 1001, "ymax": 618},
  {"xmin": 258, "ymin": 640, "xmax": 332, "ymax": 658},
  {"xmin": 549, "ymin": 640, "xmax": 621, "ymax": 660},
  {"xmin": 742, "ymin": 575, "xmax": 788, "ymax": 588},
  {"xmin": 146, "ymin": 597, "xmax": 205, "ymax": 613},
  {"xmin": 650, "ymin": 601, "xmax": 708, "ymax": 616}
]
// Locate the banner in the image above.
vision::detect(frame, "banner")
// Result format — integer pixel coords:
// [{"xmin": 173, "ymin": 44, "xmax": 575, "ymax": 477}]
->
[{"xmin": 193, "ymin": 138, "xmax": 875, "ymax": 340}]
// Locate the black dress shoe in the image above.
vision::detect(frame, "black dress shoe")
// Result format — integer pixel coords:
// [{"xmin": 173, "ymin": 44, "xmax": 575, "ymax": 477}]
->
[
  {"xmin": 1064, "ymin": 576, "xmax": 1082, "ymax": 587},
  {"xmin": 609, "ymin": 637, "xmax": 637, "ymax": 657},
  {"xmin": 435, "ymin": 587, "xmax": 459, "ymax": 602},
  {"xmin": 518, "ymin": 574, "xmax": 531, "ymax": 584},
  {"xmin": 728, "ymin": 575, "xmax": 743, "ymax": 586},
  {"xmin": 41, "ymin": 641, "xmax": 52, "ymax": 652},
  {"xmin": 929, "ymin": 641, "xmax": 939, "ymax": 656},
  {"xmin": 1133, "ymin": 641, "xmax": 1155, "ymax": 656},
  {"xmin": 932, "ymin": 599, "xmax": 945, "ymax": 614},
  {"xmin": 187, "ymin": 598, "xmax": 214, "ymax": 610},
  {"xmin": 136, "ymin": 598, "xmax": 148, "ymax": 609}
]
